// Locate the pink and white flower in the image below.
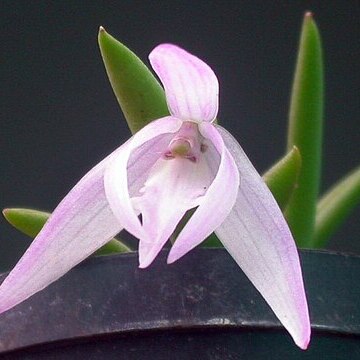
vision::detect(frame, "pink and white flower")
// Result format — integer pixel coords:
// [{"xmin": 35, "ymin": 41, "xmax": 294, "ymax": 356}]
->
[{"xmin": 0, "ymin": 44, "xmax": 310, "ymax": 349}]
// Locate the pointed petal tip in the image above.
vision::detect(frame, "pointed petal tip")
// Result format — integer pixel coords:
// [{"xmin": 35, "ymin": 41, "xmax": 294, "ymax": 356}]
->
[
  {"xmin": 138, "ymin": 255, "xmax": 155, "ymax": 269},
  {"xmin": 305, "ymin": 11, "xmax": 313, "ymax": 19},
  {"xmin": 289, "ymin": 314, "xmax": 311, "ymax": 349},
  {"xmin": 99, "ymin": 26, "xmax": 106, "ymax": 33},
  {"xmin": 166, "ymin": 252, "xmax": 178, "ymax": 265},
  {"xmin": 167, "ymin": 246, "xmax": 188, "ymax": 264},
  {"xmin": 297, "ymin": 329, "xmax": 311, "ymax": 350},
  {"xmin": 138, "ymin": 251, "xmax": 151, "ymax": 269},
  {"xmin": 138, "ymin": 242, "xmax": 169, "ymax": 269}
]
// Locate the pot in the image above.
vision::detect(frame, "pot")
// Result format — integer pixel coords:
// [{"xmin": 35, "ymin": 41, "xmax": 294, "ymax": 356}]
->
[{"xmin": 0, "ymin": 249, "xmax": 359, "ymax": 359}]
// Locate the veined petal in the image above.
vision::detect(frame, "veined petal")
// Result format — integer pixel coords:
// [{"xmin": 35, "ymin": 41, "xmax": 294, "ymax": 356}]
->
[
  {"xmin": 168, "ymin": 123, "xmax": 239, "ymax": 263},
  {"xmin": 127, "ymin": 132, "xmax": 178, "ymax": 197},
  {"xmin": 136, "ymin": 152, "xmax": 213, "ymax": 268},
  {"xmin": 104, "ymin": 116, "xmax": 182, "ymax": 239},
  {"xmin": 0, "ymin": 146, "xmax": 125, "ymax": 315},
  {"xmin": 215, "ymin": 126, "xmax": 310, "ymax": 349},
  {"xmin": 149, "ymin": 44, "xmax": 219, "ymax": 122}
]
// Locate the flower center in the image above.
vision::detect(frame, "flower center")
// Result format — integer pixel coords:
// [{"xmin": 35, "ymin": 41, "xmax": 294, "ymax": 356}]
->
[
  {"xmin": 169, "ymin": 138, "xmax": 192, "ymax": 157},
  {"xmin": 163, "ymin": 121, "xmax": 203, "ymax": 162}
]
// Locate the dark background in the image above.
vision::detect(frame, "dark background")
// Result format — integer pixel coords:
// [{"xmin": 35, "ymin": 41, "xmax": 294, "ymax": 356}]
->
[{"xmin": 1, "ymin": 1, "xmax": 359, "ymax": 271}]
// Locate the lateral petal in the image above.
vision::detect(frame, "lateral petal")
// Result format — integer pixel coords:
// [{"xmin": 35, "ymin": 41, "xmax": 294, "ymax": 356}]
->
[
  {"xmin": 104, "ymin": 116, "xmax": 182, "ymax": 239},
  {"xmin": 167, "ymin": 123, "xmax": 239, "ymax": 263},
  {"xmin": 149, "ymin": 44, "xmax": 219, "ymax": 122},
  {"xmin": 215, "ymin": 125, "xmax": 311, "ymax": 349},
  {"xmin": 0, "ymin": 146, "xmax": 125, "ymax": 315}
]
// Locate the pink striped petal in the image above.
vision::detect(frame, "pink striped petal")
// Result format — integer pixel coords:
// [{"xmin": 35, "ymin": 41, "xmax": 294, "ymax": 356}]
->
[
  {"xmin": 215, "ymin": 125, "xmax": 311, "ymax": 349},
  {"xmin": 167, "ymin": 122, "xmax": 239, "ymax": 263},
  {"xmin": 104, "ymin": 116, "xmax": 182, "ymax": 240},
  {"xmin": 136, "ymin": 148, "xmax": 213, "ymax": 268},
  {"xmin": 149, "ymin": 44, "xmax": 219, "ymax": 122},
  {"xmin": 127, "ymin": 131, "xmax": 180, "ymax": 197},
  {"xmin": 0, "ymin": 146, "xmax": 126, "ymax": 315}
]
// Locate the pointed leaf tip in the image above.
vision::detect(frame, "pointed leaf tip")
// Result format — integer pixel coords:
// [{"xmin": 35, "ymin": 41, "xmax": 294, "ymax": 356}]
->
[
  {"xmin": 285, "ymin": 13, "xmax": 324, "ymax": 247},
  {"xmin": 98, "ymin": 30, "xmax": 168, "ymax": 134},
  {"xmin": 3, "ymin": 208, "xmax": 49, "ymax": 238},
  {"xmin": 263, "ymin": 146, "xmax": 302, "ymax": 210}
]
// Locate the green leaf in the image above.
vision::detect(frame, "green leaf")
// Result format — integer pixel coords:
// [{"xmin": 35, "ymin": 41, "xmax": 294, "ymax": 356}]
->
[
  {"xmin": 201, "ymin": 232, "xmax": 222, "ymax": 247},
  {"xmin": 98, "ymin": 27, "xmax": 169, "ymax": 134},
  {"xmin": 285, "ymin": 13, "xmax": 324, "ymax": 247},
  {"xmin": 3, "ymin": 208, "xmax": 48, "ymax": 238},
  {"xmin": 313, "ymin": 166, "xmax": 360, "ymax": 247},
  {"xmin": 94, "ymin": 237, "xmax": 132, "ymax": 256},
  {"xmin": 2, "ymin": 208, "xmax": 132, "ymax": 255},
  {"xmin": 263, "ymin": 146, "xmax": 302, "ymax": 210}
]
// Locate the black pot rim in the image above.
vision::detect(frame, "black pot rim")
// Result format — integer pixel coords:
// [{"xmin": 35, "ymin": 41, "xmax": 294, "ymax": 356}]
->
[{"xmin": 0, "ymin": 248, "xmax": 359, "ymax": 354}]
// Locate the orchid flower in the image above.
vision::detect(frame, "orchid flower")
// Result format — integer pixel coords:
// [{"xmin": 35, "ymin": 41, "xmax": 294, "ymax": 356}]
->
[{"xmin": 0, "ymin": 44, "xmax": 310, "ymax": 349}]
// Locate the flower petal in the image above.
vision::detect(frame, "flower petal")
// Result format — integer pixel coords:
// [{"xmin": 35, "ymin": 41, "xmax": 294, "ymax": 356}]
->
[
  {"xmin": 167, "ymin": 123, "xmax": 239, "ymax": 263},
  {"xmin": 136, "ymin": 152, "xmax": 213, "ymax": 268},
  {"xmin": 214, "ymin": 126, "xmax": 311, "ymax": 349},
  {"xmin": 149, "ymin": 44, "xmax": 219, "ymax": 122},
  {"xmin": 104, "ymin": 116, "xmax": 182, "ymax": 240},
  {"xmin": 0, "ymin": 147, "xmax": 125, "ymax": 315}
]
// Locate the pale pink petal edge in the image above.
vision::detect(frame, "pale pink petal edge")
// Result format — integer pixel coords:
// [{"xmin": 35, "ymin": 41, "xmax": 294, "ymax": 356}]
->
[
  {"xmin": 215, "ymin": 125, "xmax": 311, "ymax": 349},
  {"xmin": 0, "ymin": 145, "xmax": 126, "ymax": 315},
  {"xmin": 149, "ymin": 44, "xmax": 219, "ymax": 122}
]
